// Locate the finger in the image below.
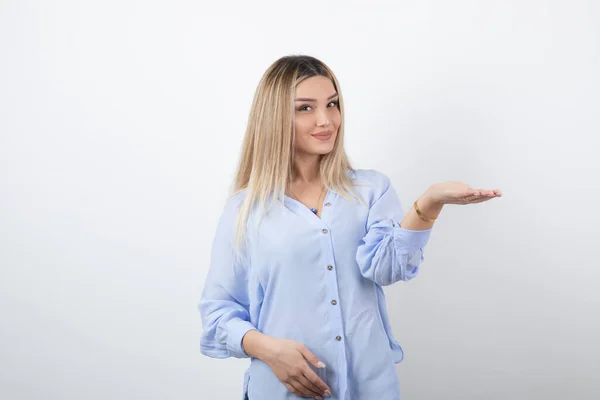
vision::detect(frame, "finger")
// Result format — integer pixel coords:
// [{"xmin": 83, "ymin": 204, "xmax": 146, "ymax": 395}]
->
[
  {"xmin": 468, "ymin": 197, "xmax": 493, "ymax": 204},
  {"xmin": 456, "ymin": 190, "xmax": 500, "ymax": 204},
  {"xmin": 284, "ymin": 382, "xmax": 301, "ymax": 397},
  {"xmin": 289, "ymin": 379, "xmax": 319, "ymax": 398},
  {"xmin": 463, "ymin": 195, "xmax": 492, "ymax": 203},
  {"xmin": 458, "ymin": 190, "xmax": 479, "ymax": 198},
  {"xmin": 297, "ymin": 346, "xmax": 331, "ymax": 393},
  {"xmin": 296, "ymin": 374, "xmax": 324, "ymax": 398},
  {"xmin": 297, "ymin": 345, "xmax": 325, "ymax": 370},
  {"xmin": 303, "ymin": 367, "xmax": 330, "ymax": 395},
  {"xmin": 476, "ymin": 190, "xmax": 501, "ymax": 198},
  {"xmin": 470, "ymin": 192, "xmax": 503, "ymax": 202},
  {"xmin": 300, "ymin": 369, "xmax": 328, "ymax": 397},
  {"xmin": 457, "ymin": 195, "xmax": 479, "ymax": 203},
  {"xmin": 450, "ymin": 195, "xmax": 479, "ymax": 204}
]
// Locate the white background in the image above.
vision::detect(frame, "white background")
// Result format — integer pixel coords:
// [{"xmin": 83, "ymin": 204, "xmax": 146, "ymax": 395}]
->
[{"xmin": 1, "ymin": 1, "xmax": 599, "ymax": 399}]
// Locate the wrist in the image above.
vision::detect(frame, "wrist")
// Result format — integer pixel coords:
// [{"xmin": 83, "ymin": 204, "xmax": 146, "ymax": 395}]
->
[
  {"xmin": 242, "ymin": 330, "xmax": 276, "ymax": 361},
  {"xmin": 418, "ymin": 190, "xmax": 444, "ymax": 218}
]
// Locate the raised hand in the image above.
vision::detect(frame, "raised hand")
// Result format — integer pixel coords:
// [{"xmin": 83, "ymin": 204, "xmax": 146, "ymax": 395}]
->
[{"xmin": 425, "ymin": 181, "xmax": 502, "ymax": 205}]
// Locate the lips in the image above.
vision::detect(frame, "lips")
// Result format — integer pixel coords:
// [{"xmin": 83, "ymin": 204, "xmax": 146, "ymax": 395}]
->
[
  {"xmin": 312, "ymin": 130, "xmax": 333, "ymax": 140},
  {"xmin": 313, "ymin": 130, "xmax": 333, "ymax": 136}
]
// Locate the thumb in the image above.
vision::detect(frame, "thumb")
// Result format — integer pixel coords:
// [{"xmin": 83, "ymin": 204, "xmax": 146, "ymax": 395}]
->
[{"xmin": 297, "ymin": 344, "xmax": 326, "ymax": 369}]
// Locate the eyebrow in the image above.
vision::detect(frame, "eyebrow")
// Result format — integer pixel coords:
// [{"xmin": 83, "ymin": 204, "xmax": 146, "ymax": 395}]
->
[{"xmin": 294, "ymin": 92, "xmax": 339, "ymax": 102}]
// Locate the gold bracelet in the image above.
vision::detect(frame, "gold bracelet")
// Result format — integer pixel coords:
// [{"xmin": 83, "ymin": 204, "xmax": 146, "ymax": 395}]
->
[{"xmin": 414, "ymin": 199, "xmax": 437, "ymax": 222}]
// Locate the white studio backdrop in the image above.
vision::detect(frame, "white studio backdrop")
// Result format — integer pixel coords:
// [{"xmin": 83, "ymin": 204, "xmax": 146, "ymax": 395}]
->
[{"xmin": 1, "ymin": 1, "xmax": 599, "ymax": 399}]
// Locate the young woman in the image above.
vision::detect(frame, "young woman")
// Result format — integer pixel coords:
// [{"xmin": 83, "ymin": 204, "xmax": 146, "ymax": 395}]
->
[{"xmin": 199, "ymin": 55, "xmax": 501, "ymax": 400}]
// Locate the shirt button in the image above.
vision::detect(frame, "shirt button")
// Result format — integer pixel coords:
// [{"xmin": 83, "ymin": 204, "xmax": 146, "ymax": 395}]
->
[
  {"xmin": 331, "ymin": 300, "xmax": 337, "ymax": 305},
  {"xmin": 321, "ymin": 229, "xmax": 328, "ymax": 234},
  {"xmin": 325, "ymin": 202, "xmax": 331, "ymax": 207},
  {"xmin": 327, "ymin": 265, "xmax": 333, "ymax": 270},
  {"xmin": 335, "ymin": 335, "xmax": 342, "ymax": 341}
]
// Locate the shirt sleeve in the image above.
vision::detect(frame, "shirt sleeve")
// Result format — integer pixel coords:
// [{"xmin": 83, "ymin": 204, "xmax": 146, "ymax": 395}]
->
[
  {"xmin": 198, "ymin": 195, "xmax": 256, "ymax": 359},
  {"xmin": 356, "ymin": 171, "xmax": 433, "ymax": 286}
]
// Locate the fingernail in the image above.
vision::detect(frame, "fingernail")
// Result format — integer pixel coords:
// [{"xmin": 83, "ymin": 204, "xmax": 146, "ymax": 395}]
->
[
  {"xmin": 317, "ymin": 361, "xmax": 326, "ymax": 368},
  {"xmin": 325, "ymin": 390, "xmax": 331, "ymax": 397},
  {"xmin": 315, "ymin": 397, "xmax": 323, "ymax": 400}
]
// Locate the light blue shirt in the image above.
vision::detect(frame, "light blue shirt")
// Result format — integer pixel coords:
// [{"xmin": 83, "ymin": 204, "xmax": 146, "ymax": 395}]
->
[{"xmin": 199, "ymin": 169, "xmax": 432, "ymax": 400}]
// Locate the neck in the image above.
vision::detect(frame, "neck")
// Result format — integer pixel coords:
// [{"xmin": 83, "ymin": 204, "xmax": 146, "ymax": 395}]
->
[{"xmin": 291, "ymin": 152, "xmax": 321, "ymax": 183}]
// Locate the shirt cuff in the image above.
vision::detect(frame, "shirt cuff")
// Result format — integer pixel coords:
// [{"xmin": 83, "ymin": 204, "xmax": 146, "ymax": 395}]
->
[
  {"xmin": 392, "ymin": 222, "xmax": 432, "ymax": 253},
  {"xmin": 225, "ymin": 318, "xmax": 257, "ymax": 358}
]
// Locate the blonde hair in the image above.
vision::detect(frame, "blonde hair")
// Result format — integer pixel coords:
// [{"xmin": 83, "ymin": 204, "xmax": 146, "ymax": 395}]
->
[{"xmin": 230, "ymin": 55, "xmax": 363, "ymax": 252}]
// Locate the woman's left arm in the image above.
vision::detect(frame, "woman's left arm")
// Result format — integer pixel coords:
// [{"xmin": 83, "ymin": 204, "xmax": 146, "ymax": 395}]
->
[{"xmin": 356, "ymin": 173, "xmax": 502, "ymax": 286}]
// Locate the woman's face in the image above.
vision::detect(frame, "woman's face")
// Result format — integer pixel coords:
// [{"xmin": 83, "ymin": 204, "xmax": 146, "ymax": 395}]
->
[{"xmin": 293, "ymin": 75, "xmax": 341, "ymax": 156}]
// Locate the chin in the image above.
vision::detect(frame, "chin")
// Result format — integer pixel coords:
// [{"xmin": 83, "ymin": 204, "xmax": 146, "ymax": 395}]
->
[{"xmin": 314, "ymin": 145, "xmax": 335, "ymax": 155}]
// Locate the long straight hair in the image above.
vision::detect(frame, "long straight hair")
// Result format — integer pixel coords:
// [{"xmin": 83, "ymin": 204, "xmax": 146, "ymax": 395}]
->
[{"xmin": 230, "ymin": 55, "xmax": 363, "ymax": 252}]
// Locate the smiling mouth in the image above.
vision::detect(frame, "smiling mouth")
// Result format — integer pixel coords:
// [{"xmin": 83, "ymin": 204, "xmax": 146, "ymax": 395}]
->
[
  {"xmin": 313, "ymin": 134, "xmax": 332, "ymax": 141},
  {"xmin": 312, "ymin": 130, "xmax": 333, "ymax": 140}
]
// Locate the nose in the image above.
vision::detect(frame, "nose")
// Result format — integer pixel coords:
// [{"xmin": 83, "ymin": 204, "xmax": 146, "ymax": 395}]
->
[{"xmin": 316, "ymin": 110, "xmax": 331, "ymax": 127}]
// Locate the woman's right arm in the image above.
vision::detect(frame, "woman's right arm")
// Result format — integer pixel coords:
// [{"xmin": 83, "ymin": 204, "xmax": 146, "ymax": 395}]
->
[
  {"xmin": 199, "ymin": 196, "xmax": 331, "ymax": 398},
  {"xmin": 198, "ymin": 197, "xmax": 256, "ymax": 359}
]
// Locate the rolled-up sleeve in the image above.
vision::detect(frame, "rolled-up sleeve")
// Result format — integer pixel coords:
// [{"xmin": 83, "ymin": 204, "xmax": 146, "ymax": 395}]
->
[
  {"xmin": 356, "ymin": 172, "xmax": 433, "ymax": 286},
  {"xmin": 198, "ymin": 195, "xmax": 256, "ymax": 359}
]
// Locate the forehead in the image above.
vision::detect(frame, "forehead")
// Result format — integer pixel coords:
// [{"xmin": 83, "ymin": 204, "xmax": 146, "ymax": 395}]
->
[{"xmin": 294, "ymin": 76, "xmax": 336, "ymax": 98}]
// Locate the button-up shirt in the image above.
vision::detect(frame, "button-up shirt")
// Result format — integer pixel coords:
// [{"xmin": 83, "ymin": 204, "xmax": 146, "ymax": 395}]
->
[{"xmin": 199, "ymin": 169, "xmax": 432, "ymax": 399}]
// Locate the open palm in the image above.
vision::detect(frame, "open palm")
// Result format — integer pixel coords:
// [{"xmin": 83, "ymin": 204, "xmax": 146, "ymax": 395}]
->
[{"xmin": 427, "ymin": 181, "xmax": 502, "ymax": 205}]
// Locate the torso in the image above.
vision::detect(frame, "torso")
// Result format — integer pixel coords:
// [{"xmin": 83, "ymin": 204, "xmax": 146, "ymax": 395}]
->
[{"xmin": 240, "ymin": 169, "xmax": 407, "ymax": 400}]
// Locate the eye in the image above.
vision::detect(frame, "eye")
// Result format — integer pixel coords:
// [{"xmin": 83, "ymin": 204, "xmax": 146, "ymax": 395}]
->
[{"xmin": 297, "ymin": 100, "xmax": 339, "ymax": 112}]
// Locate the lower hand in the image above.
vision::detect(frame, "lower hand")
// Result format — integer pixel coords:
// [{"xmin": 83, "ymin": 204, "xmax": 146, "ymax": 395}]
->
[
  {"xmin": 263, "ymin": 337, "xmax": 331, "ymax": 399},
  {"xmin": 426, "ymin": 181, "xmax": 502, "ymax": 205}
]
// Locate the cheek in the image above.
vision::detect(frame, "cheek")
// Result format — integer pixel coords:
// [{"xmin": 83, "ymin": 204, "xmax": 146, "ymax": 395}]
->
[
  {"xmin": 294, "ymin": 116, "xmax": 311, "ymax": 135},
  {"xmin": 332, "ymin": 109, "xmax": 341, "ymax": 126}
]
